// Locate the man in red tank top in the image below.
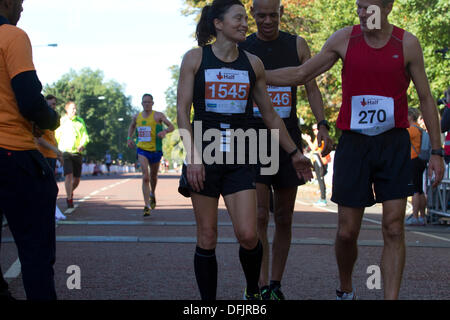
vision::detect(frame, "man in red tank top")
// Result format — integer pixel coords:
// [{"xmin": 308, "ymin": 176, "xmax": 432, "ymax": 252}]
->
[{"xmin": 266, "ymin": 0, "xmax": 444, "ymax": 300}]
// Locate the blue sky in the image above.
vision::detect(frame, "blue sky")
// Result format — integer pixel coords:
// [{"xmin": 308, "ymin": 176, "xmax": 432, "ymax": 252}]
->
[{"xmin": 18, "ymin": 0, "xmax": 198, "ymax": 111}]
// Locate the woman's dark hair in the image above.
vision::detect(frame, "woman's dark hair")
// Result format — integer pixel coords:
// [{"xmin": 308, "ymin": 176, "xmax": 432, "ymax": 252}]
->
[{"xmin": 196, "ymin": 0, "xmax": 244, "ymax": 47}]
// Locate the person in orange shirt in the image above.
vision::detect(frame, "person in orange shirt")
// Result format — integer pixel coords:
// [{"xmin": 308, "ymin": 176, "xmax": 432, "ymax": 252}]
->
[
  {"xmin": 35, "ymin": 94, "xmax": 66, "ymax": 221},
  {"xmin": 406, "ymin": 108, "xmax": 427, "ymax": 226},
  {"xmin": 303, "ymin": 124, "xmax": 332, "ymax": 206},
  {"xmin": 0, "ymin": 0, "xmax": 60, "ymax": 300}
]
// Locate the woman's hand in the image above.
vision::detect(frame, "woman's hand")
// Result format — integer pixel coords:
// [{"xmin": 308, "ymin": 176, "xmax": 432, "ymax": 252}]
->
[{"xmin": 187, "ymin": 163, "xmax": 206, "ymax": 192}]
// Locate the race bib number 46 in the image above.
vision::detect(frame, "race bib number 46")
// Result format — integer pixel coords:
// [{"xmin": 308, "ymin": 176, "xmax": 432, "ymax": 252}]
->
[
  {"xmin": 350, "ymin": 95, "xmax": 395, "ymax": 136},
  {"xmin": 138, "ymin": 126, "xmax": 152, "ymax": 142},
  {"xmin": 205, "ymin": 69, "xmax": 250, "ymax": 114},
  {"xmin": 254, "ymin": 86, "xmax": 292, "ymax": 118}
]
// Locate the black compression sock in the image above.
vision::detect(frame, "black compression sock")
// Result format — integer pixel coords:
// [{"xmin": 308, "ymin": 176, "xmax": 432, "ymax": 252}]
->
[
  {"xmin": 194, "ymin": 246, "xmax": 217, "ymax": 301},
  {"xmin": 239, "ymin": 240, "xmax": 263, "ymax": 295},
  {"xmin": 270, "ymin": 280, "xmax": 281, "ymax": 290}
]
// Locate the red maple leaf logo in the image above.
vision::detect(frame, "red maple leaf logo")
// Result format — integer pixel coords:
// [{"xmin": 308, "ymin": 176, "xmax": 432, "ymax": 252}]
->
[
  {"xmin": 361, "ymin": 98, "xmax": 367, "ymax": 107},
  {"xmin": 217, "ymin": 72, "xmax": 223, "ymax": 80}
]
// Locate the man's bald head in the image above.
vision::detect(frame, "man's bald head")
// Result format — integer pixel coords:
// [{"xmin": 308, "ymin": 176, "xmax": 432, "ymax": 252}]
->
[
  {"xmin": 253, "ymin": 0, "xmax": 281, "ymax": 9},
  {"xmin": 251, "ymin": 0, "xmax": 283, "ymax": 41}
]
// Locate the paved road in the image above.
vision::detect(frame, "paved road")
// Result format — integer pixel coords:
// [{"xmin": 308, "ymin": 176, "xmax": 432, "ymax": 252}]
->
[{"xmin": 2, "ymin": 172, "xmax": 449, "ymax": 300}]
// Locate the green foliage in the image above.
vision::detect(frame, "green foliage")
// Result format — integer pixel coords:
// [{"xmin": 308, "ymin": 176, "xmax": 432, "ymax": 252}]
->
[
  {"xmin": 180, "ymin": 0, "xmax": 450, "ymax": 142},
  {"xmin": 163, "ymin": 65, "xmax": 187, "ymax": 167},
  {"xmin": 44, "ymin": 68, "xmax": 137, "ymax": 163}
]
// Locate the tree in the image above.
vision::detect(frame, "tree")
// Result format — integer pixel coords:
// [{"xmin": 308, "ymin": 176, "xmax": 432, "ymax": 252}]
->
[
  {"xmin": 44, "ymin": 68, "xmax": 137, "ymax": 163},
  {"xmin": 163, "ymin": 65, "xmax": 187, "ymax": 167}
]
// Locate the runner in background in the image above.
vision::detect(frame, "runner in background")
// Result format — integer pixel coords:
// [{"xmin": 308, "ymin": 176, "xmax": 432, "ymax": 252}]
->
[{"xmin": 127, "ymin": 94, "xmax": 174, "ymax": 216}]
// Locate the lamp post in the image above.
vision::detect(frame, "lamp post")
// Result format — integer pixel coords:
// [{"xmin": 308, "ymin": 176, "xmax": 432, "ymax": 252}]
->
[{"xmin": 33, "ymin": 43, "xmax": 58, "ymax": 48}]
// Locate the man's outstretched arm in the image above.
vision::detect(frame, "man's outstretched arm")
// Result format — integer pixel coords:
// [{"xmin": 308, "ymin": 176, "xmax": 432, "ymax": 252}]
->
[{"xmin": 266, "ymin": 28, "xmax": 349, "ymax": 87}]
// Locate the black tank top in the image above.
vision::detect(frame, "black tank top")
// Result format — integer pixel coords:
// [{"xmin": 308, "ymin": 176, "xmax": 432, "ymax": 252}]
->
[
  {"xmin": 193, "ymin": 45, "xmax": 256, "ymax": 130},
  {"xmin": 239, "ymin": 31, "xmax": 301, "ymax": 128}
]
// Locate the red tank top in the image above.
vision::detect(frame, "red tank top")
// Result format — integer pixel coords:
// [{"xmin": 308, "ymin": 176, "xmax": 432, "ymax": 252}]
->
[{"xmin": 337, "ymin": 25, "xmax": 410, "ymax": 135}]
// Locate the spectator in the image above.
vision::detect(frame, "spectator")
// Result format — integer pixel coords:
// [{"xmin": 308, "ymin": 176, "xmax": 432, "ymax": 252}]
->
[
  {"xmin": 440, "ymin": 87, "xmax": 450, "ymax": 164},
  {"xmin": 35, "ymin": 95, "xmax": 66, "ymax": 221},
  {"xmin": 105, "ymin": 151, "xmax": 112, "ymax": 174},
  {"xmin": 406, "ymin": 108, "xmax": 427, "ymax": 226},
  {"xmin": 302, "ymin": 124, "xmax": 331, "ymax": 206},
  {"xmin": 0, "ymin": 2, "xmax": 60, "ymax": 300}
]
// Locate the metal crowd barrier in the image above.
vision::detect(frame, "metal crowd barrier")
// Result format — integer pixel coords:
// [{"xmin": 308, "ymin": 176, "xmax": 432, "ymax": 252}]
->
[{"xmin": 425, "ymin": 163, "xmax": 450, "ymax": 224}]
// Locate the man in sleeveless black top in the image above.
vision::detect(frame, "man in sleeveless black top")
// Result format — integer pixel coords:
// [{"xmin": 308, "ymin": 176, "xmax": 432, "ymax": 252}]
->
[{"xmin": 239, "ymin": 0, "xmax": 332, "ymax": 300}]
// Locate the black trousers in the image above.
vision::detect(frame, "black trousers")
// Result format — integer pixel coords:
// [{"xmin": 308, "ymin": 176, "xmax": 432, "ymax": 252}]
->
[
  {"xmin": 0, "ymin": 210, "xmax": 9, "ymax": 293},
  {"xmin": 0, "ymin": 148, "xmax": 58, "ymax": 300}
]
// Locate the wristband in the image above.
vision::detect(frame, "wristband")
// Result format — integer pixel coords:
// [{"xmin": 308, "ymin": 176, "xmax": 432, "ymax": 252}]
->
[
  {"xmin": 289, "ymin": 148, "xmax": 298, "ymax": 158},
  {"xmin": 127, "ymin": 137, "xmax": 132, "ymax": 140}
]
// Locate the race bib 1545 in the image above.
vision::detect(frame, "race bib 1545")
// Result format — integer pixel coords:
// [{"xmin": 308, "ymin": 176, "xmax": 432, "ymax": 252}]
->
[{"xmin": 205, "ymin": 69, "xmax": 250, "ymax": 114}]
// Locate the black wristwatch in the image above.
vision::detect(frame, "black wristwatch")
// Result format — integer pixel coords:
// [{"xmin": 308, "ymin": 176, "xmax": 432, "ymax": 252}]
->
[
  {"xmin": 431, "ymin": 148, "xmax": 444, "ymax": 157},
  {"xmin": 318, "ymin": 119, "xmax": 330, "ymax": 131}
]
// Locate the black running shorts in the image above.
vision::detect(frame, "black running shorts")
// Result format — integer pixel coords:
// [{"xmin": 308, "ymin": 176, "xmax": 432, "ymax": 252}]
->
[
  {"xmin": 331, "ymin": 128, "xmax": 414, "ymax": 207},
  {"xmin": 255, "ymin": 125, "xmax": 305, "ymax": 189},
  {"xmin": 62, "ymin": 152, "xmax": 83, "ymax": 178},
  {"xmin": 178, "ymin": 163, "xmax": 256, "ymax": 199},
  {"xmin": 411, "ymin": 157, "xmax": 426, "ymax": 194}
]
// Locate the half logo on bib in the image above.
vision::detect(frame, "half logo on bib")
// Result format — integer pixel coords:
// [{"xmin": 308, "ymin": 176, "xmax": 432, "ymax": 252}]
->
[
  {"xmin": 137, "ymin": 126, "xmax": 152, "ymax": 142},
  {"xmin": 350, "ymin": 95, "xmax": 395, "ymax": 136},
  {"xmin": 205, "ymin": 68, "xmax": 250, "ymax": 114},
  {"xmin": 253, "ymin": 86, "xmax": 292, "ymax": 118}
]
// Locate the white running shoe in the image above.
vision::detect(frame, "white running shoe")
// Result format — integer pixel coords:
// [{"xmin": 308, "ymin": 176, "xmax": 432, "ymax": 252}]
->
[
  {"xmin": 55, "ymin": 205, "xmax": 66, "ymax": 221},
  {"xmin": 336, "ymin": 289, "xmax": 356, "ymax": 300}
]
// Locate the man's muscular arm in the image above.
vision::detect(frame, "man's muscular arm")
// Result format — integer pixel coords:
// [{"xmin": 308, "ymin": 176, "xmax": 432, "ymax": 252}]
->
[{"xmin": 266, "ymin": 27, "xmax": 350, "ymax": 86}]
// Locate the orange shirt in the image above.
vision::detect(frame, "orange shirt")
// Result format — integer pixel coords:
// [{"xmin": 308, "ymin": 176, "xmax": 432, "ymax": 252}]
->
[
  {"xmin": 0, "ymin": 25, "xmax": 36, "ymax": 150},
  {"xmin": 407, "ymin": 122, "xmax": 421, "ymax": 159},
  {"xmin": 38, "ymin": 130, "xmax": 57, "ymax": 158}
]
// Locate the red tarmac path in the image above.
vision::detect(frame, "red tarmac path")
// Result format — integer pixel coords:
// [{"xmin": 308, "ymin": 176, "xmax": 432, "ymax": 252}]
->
[{"xmin": 1, "ymin": 172, "xmax": 449, "ymax": 300}]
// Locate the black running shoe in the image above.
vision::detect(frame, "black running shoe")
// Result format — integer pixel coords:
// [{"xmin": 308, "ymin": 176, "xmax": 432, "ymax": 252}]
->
[
  {"xmin": 260, "ymin": 286, "xmax": 271, "ymax": 300},
  {"xmin": 243, "ymin": 288, "xmax": 262, "ymax": 300},
  {"xmin": 270, "ymin": 287, "xmax": 285, "ymax": 300},
  {"xmin": 143, "ymin": 206, "xmax": 151, "ymax": 217}
]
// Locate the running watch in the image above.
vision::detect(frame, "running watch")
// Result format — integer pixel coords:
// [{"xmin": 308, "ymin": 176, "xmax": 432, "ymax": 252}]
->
[
  {"xmin": 431, "ymin": 148, "xmax": 444, "ymax": 157},
  {"xmin": 318, "ymin": 120, "xmax": 330, "ymax": 131}
]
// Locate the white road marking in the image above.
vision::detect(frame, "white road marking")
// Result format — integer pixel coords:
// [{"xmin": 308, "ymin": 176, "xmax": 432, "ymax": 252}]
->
[
  {"xmin": 3, "ymin": 258, "xmax": 20, "ymax": 279},
  {"xmin": 295, "ymin": 200, "xmax": 450, "ymax": 243},
  {"xmin": 3, "ymin": 178, "xmax": 132, "ymax": 281}
]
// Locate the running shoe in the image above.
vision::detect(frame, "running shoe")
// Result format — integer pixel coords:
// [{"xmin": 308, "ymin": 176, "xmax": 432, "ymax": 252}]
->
[
  {"xmin": 260, "ymin": 286, "xmax": 271, "ymax": 300},
  {"xmin": 336, "ymin": 289, "xmax": 356, "ymax": 300},
  {"xmin": 405, "ymin": 217, "xmax": 419, "ymax": 226},
  {"xmin": 270, "ymin": 287, "xmax": 285, "ymax": 300},
  {"xmin": 66, "ymin": 199, "xmax": 74, "ymax": 209},
  {"xmin": 314, "ymin": 199, "xmax": 327, "ymax": 207},
  {"xmin": 417, "ymin": 217, "xmax": 426, "ymax": 226},
  {"xmin": 143, "ymin": 206, "xmax": 151, "ymax": 217},
  {"xmin": 243, "ymin": 288, "xmax": 262, "ymax": 300},
  {"xmin": 149, "ymin": 194, "xmax": 156, "ymax": 210},
  {"xmin": 405, "ymin": 214, "xmax": 414, "ymax": 222},
  {"xmin": 55, "ymin": 205, "xmax": 66, "ymax": 221}
]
